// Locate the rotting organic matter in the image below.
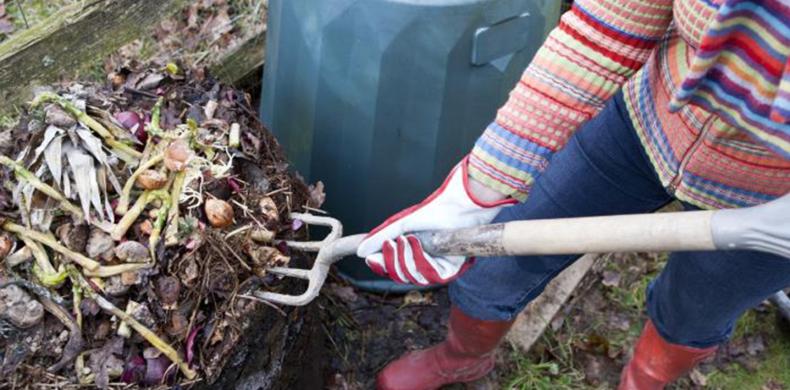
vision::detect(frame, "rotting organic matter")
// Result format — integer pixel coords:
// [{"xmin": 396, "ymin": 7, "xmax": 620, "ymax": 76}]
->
[{"xmin": 0, "ymin": 63, "xmax": 315, "ymax": 388}]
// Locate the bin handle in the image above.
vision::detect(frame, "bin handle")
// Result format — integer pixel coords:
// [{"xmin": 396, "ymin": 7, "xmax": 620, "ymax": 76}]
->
[{"xmin": 471, "ymin": 11, "xmax": 532, "ymax": 66}]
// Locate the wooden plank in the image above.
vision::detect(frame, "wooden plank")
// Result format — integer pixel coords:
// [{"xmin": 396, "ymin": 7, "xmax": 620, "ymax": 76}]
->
[
  {"xmin": 505, "ymin": 254, "xmax": 599, "ymax": 352},
  {"xmin": 0, "ymin": 0, "xmax": 187, "ymax": 114},
  {"xmin": 210, "ymin": 29, "xmax": 267, "ymax": 86}
]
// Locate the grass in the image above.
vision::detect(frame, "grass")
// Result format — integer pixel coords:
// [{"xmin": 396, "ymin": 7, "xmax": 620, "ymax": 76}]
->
[
  {"xmin": 706, "ymin": 311, "xmax": 790, "ymax": 390},
  {"xmin": 505, "ymin": 357, "xmax": 588, "ymax": 390},
  {"xmin": 499, "ymin": 252, "xmax": 789, "ymax": 389},
  {"xmin": 3, "ymin": 0, "xmax": 76, "ymax": 31}
]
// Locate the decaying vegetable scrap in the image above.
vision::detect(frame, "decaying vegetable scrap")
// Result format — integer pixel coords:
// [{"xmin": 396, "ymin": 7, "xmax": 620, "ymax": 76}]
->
[{"xmin": 0, "ymin": 64, "xmax": 319, "ymax": 388}]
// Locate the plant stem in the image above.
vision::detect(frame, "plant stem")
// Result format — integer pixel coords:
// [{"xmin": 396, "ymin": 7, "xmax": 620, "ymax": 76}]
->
[
  {"xmin": 21, "ymin": 236, "xmax": 68, "ymax": 287},
  {"xmin": 71, "ymin": 269, "xmax": 197, "ymax": 380},
  {"xmin": 31, "ymin": 92, "xmax": 141, "ymax": 164},
  {"xmin": 116, "ymin": 153, "xmax": 164, "ymax": 215},
  {"xmin": 3, "ymin": 222, "xmax": 100, "ymax": 271},
  {"xmin": 32, "ymin": 92, "xmax": 112, "ymax": 138},
  {"xmin": 149, "ymin": 204, "xmax": 169, "ymax": 262},
  {"xmin": 41, "ymin": 296, "xmax": 83, "ymax": 373},
  {"xmin": 20, "ymin": 237, "xmax": 56, "ymax": 274},
  {"xmin": 0, "ymin": 155, "xmax": 85, "ymax": 220},
  {"xmin": 112, "ymin": 190, "xmax": 168, "ymax": 241},
  {"xmin": 164, "ymin": 171, "xmax": 186, "ymax": 246},
  {"xmin": 229, "ymin": 123, "xmax": 241, "ymax": 148},
  {"xmin": 107, "ymin": 140, "xmax": 142, "ymax": 166},
  {"xmin": 82, "ymin": 262, "xmax": 152, "ymax": 278},
  {"xmin": 146, "ymin": 98, "xmax": 166, "ymax": 138}
]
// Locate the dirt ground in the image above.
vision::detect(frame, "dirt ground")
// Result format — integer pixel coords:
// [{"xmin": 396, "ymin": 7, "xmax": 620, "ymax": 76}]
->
[{"xmin": 323, "ymin": 252, "xmax": 790, "ymax": 390}]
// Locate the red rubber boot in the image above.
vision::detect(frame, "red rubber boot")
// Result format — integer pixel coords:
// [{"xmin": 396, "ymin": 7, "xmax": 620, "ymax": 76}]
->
[
  {"xmin": 619, "ymin": 320, "xmax": 717, "ymax": 390},
  {"xmin": 376, "ymin": 306, "xmax": 514, "ymax": 390}
]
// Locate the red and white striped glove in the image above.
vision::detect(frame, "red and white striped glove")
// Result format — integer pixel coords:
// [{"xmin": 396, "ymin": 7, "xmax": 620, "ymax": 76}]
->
[{"xmin": 356, "ymin": 157, "xmax": 516, "ymax": 285}]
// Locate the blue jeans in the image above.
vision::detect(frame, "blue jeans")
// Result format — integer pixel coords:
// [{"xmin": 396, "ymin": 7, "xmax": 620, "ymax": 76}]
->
[{"xmin": 449, "ymin": 92, "xmax": 790, "ymax": 348}]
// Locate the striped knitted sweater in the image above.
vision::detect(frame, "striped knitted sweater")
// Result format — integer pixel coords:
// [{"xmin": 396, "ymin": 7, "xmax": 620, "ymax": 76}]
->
[{"xmin": 468, "ymin": 0, "xmax": 790, "ymax": 209}]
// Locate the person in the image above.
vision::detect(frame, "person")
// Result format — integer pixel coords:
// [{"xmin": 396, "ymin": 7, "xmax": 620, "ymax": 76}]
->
[{"xmin": 356, "ymin": 0, "xmax": 790, "ymax": 388}]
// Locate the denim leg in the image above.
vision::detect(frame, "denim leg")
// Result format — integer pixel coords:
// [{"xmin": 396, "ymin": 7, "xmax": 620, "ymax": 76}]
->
[
  {"xmin": 450, "ymin": 93, "xmax": 673, "ymax": 321},
  {"xmin": 648, "ymin": 248, "xmax": 790, "ymax": 348}
]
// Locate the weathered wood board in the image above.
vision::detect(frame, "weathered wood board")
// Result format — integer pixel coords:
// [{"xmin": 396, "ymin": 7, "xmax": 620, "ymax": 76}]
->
[
  {"xmin": 0, "ymin": 0, "xmax": 187, "ymax": 114},
  {"xmin": 506, "ymin": 254, "xmax": 599, "ymax": 352},
  {"xmin": 210, "ymin": 29, "xmax": 267, "ymax": 87}
]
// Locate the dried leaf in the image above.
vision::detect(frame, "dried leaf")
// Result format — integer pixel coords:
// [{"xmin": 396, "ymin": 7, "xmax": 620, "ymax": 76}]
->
[
  {"xmin": 97, "ymin": 166, "xmax": 115, "ymax": 224},
  {"xmin": 762, "ymin": 380, "xmax": 785, "ymax": 390},
  {"xmin": 308, "ymin": 181, "xmax": 326, "ymax": 208},
  {"xmin": 601, "ymin": 270, "xmax": 621, "ymax": 288},
  {"xmin": 45, "ymin": 105, "xmax": 77, "ymax": 128},
  {"xmin": 137, "ymin": 73, "xmax": 165, "ymax": 90},
  {"xmin": 0, "ymin": 285, "xmax": 45, "ymax": 328},
  {"xmin": 0, "ymin": 18, "xmax": 14, "ymax": 35},
  {"xmin": 33, "ymin": 126, "xmax": 64, "ymax": 166},
  {"xmin": 62, "ymin": 168, "xmax": 71, "ymax": 198},
  {"xmin": 746, "ymin": 335, "xmax": 765, "ymax": 356},
  {"xmin": 689, "ymin": 368, "xmax": 707, "ymax": 387},
  {"xmin": 75, "ymin": 128, "xmax": 110, "ymax": 167},
  {"xmin": 65, "ymin": 146, "xmax": 100, "ymax": 221},
  {"xmin": 88, "ymin": 337, "xmax": 124, "ymax": 389},
  {"xmin": 328, "ymin": 285, "xmax": 358, "ymax": 303},
  {"xmin": 88, "ymin": 162, "xmax": 104, "ymax": 221},
  {"xmin": 156, "ymin": 276, "xmax": 180, "ymax": 309},
  {"xmin": 584, "ymin": 356, "xmax": 604, "ymax": 385},
  {"xmin": 403, "ymin": 290, "xmax": 433, "ymax": 306},
  {"xmin": 114, "ymin": 241, "xmax": 149, "ymax": 263},
  {"xmin": 87, "ymin": 229, "xmax": 115, "ymax": 261},
  {"xmin": 44, "ymin": 134, "xmax": 64, "ymax": 188},
  {"xmin": 204, "ymin": 100, "xmax": 218, "ymax": 120}
]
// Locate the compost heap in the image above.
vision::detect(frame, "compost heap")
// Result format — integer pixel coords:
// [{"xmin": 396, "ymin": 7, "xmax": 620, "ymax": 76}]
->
[{"xmin": 0, "ymin": 65, "xmax": 318, "ymax": 388}]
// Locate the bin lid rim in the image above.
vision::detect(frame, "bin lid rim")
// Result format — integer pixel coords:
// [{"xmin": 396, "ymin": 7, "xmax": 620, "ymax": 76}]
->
[{"xmin": 385, "ymin": 0, "xmax": 484, "ymax": 6}]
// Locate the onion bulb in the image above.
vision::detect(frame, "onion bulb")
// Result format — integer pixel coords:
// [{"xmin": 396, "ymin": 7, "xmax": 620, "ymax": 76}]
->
[
  {"xmin": 114, "ymin": 111, "xmax": 146, "ymax": 143},
  {"xmin": 164, "ymin": 140, "xmax": 191, "ymax": 172},
  {"xmin": 205, "ymin": 199, "xmax": 234, "ymax": 228},
  {"xmin": 0, "ymin": 234, "xmax": 13, "ymax": 259},
  {"xmin": 136, "ymin": 170, "xmax": 168, "ymax": 190}
]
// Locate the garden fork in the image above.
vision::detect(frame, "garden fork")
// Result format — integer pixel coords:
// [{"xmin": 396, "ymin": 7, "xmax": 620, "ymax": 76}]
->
[{"xmin": 255, "ymin": 193, "xmax": 790, "ymax": 307}]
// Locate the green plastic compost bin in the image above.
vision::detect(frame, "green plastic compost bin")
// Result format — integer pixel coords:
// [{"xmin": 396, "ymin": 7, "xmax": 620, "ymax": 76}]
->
[{"xmin": 260, "ymin": 0, "xmax": 561, "ymax": 292}]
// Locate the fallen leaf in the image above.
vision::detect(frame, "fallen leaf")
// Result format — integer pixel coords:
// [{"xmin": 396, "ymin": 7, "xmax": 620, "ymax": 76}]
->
[
  {"xmin": 584, "ymin": 355, "xmax": 604, "ymax": 385},
  {"xmin": 403, "ymin": 291, "xmax": 433, "ymax": 306},
  {"xmin": 329, "ymin": 284, "xmax": 358, "ymax": 303},
  {"xmin": 601, "ymin": 270, "xmax": 621, "ymax": 288},
  {"xmin": 609, "ymin": 312, "xmax": 631, "ymax": 331},
  {"xmin": 114, "ymin": 241, "xmax": 149, "ymax": 263},
  {"xmin": 308, "ymin": 181, "xmax": 326, "ymax": 208},
  {"xmin": 550, "ymin": 315, "xmax": 565, "ymax": 332},
  {"xmin": 79, "ymin": 298, "xmax": 100, "ymax": 317},
  {"xmin": 762, "ymin": 379, "xmax": 786, "ymax": 390},
  {"xmin": 689, "ymin": 368, "xmax": 708, "ymax": 387},
  {"xmin": 0, "ymin": 17, "xmax": 13, "ymax": 35},
  {"xmin": 746, "ymin": 335, "xmax": 765, "ymax": 356},
  {"xmin": 136, "ymin": 73, "xmax": 165, "ymax": 90},
  {"xmin": 88, "ymin": 337, "xmax": 124, "ymax": 389},
  {"xmin": 156, "ymin": 276, "xmax": 181, "ymax": 309},
  {"xmin": 580, "ymin": 332, "xmax": 610, "ymax": 355}
]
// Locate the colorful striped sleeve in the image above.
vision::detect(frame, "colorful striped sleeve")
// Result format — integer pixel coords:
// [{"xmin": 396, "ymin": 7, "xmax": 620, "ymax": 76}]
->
[
  {"xmin": 468, "ymin": 0, "xmax": 674, "ymax": 200},
  {"xmin": 669, "ymin": 0, "xmax": 790, "ymax": 159}
]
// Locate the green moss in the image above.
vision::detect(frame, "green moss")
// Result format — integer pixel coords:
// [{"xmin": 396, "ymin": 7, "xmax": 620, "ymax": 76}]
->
[
  {"xmin": 499, "ymin": 250, "xmax": 788, "ymax": 390},
  {"xmin": 5, "ymin": 0, "xmax": 77, "ymax": 31},
  {"xmin": 0, "ymin": 114, "xmax": 17, "ymax": 129},
  {"xmin": 706, "ymin": 310, "xmax": 790, "ymax": 389},
  {"xmin": 504, "ymin": 350, "xmax": 590, "ymax": 390},
  {"xmin": 732, "ymin": 309, "xmax": 761, "ymax": 340}
]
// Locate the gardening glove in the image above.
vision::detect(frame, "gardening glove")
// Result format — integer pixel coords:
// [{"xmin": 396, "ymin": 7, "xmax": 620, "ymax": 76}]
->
[{"xmin": 357, "ymin": 157, "xmax": 516, "ymax": 285}]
